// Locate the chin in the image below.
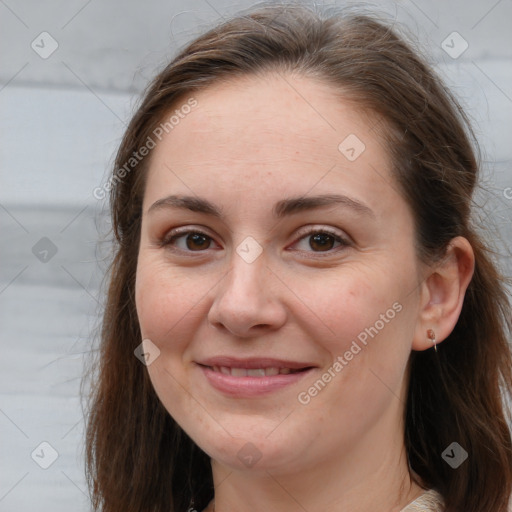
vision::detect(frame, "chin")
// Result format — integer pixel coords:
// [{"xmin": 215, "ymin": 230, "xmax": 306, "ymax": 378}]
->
[{"xmin": 184, "ymin": 420, "xmax": 309, "ymax": 474}]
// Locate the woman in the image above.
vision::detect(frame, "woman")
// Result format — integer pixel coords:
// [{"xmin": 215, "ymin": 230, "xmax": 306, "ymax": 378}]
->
[{"xmin": 85, "ymin": 3, "xmax": 512, "ymax": 512}]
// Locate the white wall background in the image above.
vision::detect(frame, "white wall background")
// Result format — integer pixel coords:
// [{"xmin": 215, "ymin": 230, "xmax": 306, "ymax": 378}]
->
[{"xmin": 1, "ymin": 1, "xmax": 511, "ymax": 510}]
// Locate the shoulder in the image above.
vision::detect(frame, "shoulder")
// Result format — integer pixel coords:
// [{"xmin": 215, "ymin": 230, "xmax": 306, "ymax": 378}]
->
[{"xmin": 400, "ymin": 489, "xmax": 445, "ymax": 512}]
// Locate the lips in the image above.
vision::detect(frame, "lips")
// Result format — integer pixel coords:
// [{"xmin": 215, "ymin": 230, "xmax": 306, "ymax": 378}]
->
[{"xmin": 196, "ymin": 357, "xmax": 316, "ymax": 397}]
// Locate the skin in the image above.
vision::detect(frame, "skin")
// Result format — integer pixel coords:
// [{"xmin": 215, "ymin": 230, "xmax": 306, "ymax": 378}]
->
[{"xmin": 135, "ymin": 73, "xmax": 474, "ymax": 512}]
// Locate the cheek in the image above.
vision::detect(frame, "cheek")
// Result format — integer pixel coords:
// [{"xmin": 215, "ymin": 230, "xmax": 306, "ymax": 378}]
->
[
  {"xmin": 135, "ymin": 254, "xmax": 218, "ymax": 371},
  {"xmin": 290, "ymin": 264, "xmax": 400, "ymax": 356},
  {"xmin": 135, "ymin": 256, "xmax": 204, "ymax": 343},
  {"xmin": 135, "ymin": 258, "xmax": 208, "ymax": 418},
  {"xmin": 291, "ymin": 264, "xmax": 415, "ymax": 403}
]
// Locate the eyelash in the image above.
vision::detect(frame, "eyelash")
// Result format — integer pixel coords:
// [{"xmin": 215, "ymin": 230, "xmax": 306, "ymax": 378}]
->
[{"xmin": 159, "ymin": 226, "xmax": 350, "ymax": 257}]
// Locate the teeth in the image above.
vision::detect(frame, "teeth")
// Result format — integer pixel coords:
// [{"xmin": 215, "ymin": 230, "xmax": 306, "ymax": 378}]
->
[
  {"xmin": 247, "ymin": 368, "xmax": 266, "ymax": 377},
  {"xmin": 210, "ymin": 366, "xmax": 300, "ymax": 377},
  {"xmin": 231, "ymin": 367, "xmax": 247, "ymax": 377}
]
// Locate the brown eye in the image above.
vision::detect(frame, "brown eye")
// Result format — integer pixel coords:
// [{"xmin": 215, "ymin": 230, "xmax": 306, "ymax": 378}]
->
[
  {"xmin": 162, "ymin": 230, "xmax": 215, "ymax": 252},
  {"xmin": 309, "ymin": 232, "xmax": 336, "ymax": 252},
  {"xmin": 291, "ymin": 228, "xmax": 349, "ymax": 256},
  {"xmin": 184, "ymin": 232, "xmax": 211, "ymax": 251}
]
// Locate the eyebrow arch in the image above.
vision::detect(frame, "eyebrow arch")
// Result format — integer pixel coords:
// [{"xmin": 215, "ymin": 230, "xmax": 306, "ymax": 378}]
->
[{"xmin": 147, "ymin": 193, "xmax": 375, "ymax": 219}]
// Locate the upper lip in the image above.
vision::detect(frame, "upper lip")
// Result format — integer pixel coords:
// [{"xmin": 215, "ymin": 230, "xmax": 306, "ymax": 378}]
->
[{"xmin": 197, "ymin": 356, "xmax": 316, "ymax": 370}]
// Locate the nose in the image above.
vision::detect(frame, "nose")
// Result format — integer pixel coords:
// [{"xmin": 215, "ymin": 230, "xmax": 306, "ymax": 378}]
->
[{"xmin": 207, "ymin": 252, "xmax": 287, "ymax": 338}]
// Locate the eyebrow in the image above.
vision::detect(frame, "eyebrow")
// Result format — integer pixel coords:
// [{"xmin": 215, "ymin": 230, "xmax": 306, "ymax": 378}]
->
[{"xmin": 147, "ymin": 193, "xmax": 375, "ymax": 219}]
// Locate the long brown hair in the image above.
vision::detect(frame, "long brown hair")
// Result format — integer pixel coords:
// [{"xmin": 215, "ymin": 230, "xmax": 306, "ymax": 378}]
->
[{"xmin": 84, "ymin": 4, "xmax": 512, "ymax": 511}]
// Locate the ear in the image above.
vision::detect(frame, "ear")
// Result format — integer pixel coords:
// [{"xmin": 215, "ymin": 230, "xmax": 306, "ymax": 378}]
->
[{"xmin": 412, "ymin": 236, "xmax": 475, "ymax": 351}]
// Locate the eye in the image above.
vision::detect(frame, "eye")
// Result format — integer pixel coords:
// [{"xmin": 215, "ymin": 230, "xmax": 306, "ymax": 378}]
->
[
  {"xmin": 160, "ymin": 229, "xmax": 217, "ymax": 252},
  {"xmin": 290, "ymin": 227, "xmax": 350, "ymax": 255},
  {"xmin": 160, "ymin": 226, "xmax": 350, "ymax": 256}
]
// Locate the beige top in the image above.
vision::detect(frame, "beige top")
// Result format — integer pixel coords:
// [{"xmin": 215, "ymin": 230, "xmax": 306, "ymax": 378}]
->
[{"xmin": 399, "ymin": 489, "xmax": 444, "ymax": 512}]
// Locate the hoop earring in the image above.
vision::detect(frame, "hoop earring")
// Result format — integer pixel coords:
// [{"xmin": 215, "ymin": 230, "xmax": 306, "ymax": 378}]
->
[{"xmin": 427, "ymin": 329, "xmax": 437, "ymax": 352}]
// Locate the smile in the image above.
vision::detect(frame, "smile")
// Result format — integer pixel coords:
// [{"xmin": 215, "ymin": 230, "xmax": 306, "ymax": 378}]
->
[
  {"xmin": 196, "ymin": 361, "xmax": 315, "ymax": 397},
  {"xmin": 206, "ymin": 366, "xmax": 306, "ymax": 377}
]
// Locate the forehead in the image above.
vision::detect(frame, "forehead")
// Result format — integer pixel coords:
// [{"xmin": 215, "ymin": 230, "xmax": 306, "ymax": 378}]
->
[
  {"xmin": 143, "ymin": 73, "xmax": 399, "ymax": 219},
  {"xmin": 165, "ymin": 74, "xmax": 381, "ymax": 158}
]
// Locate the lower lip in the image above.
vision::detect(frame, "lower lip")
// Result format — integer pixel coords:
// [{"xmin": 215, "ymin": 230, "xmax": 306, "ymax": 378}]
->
[{"xmin": 198, "ymin": 365, "xmax": 314, "ymax": 397}]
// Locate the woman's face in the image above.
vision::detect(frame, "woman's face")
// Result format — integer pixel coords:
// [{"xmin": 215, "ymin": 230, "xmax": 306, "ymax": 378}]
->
[{"xmin": 135, "ymin": 73, "xmax": 425, "ymax": 475}]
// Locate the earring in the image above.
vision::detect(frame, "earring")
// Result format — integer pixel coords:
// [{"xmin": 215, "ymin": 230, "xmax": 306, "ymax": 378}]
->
[{"xmin": 427, "ymin": 329, "xmax": 437, "ymax": 352}]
